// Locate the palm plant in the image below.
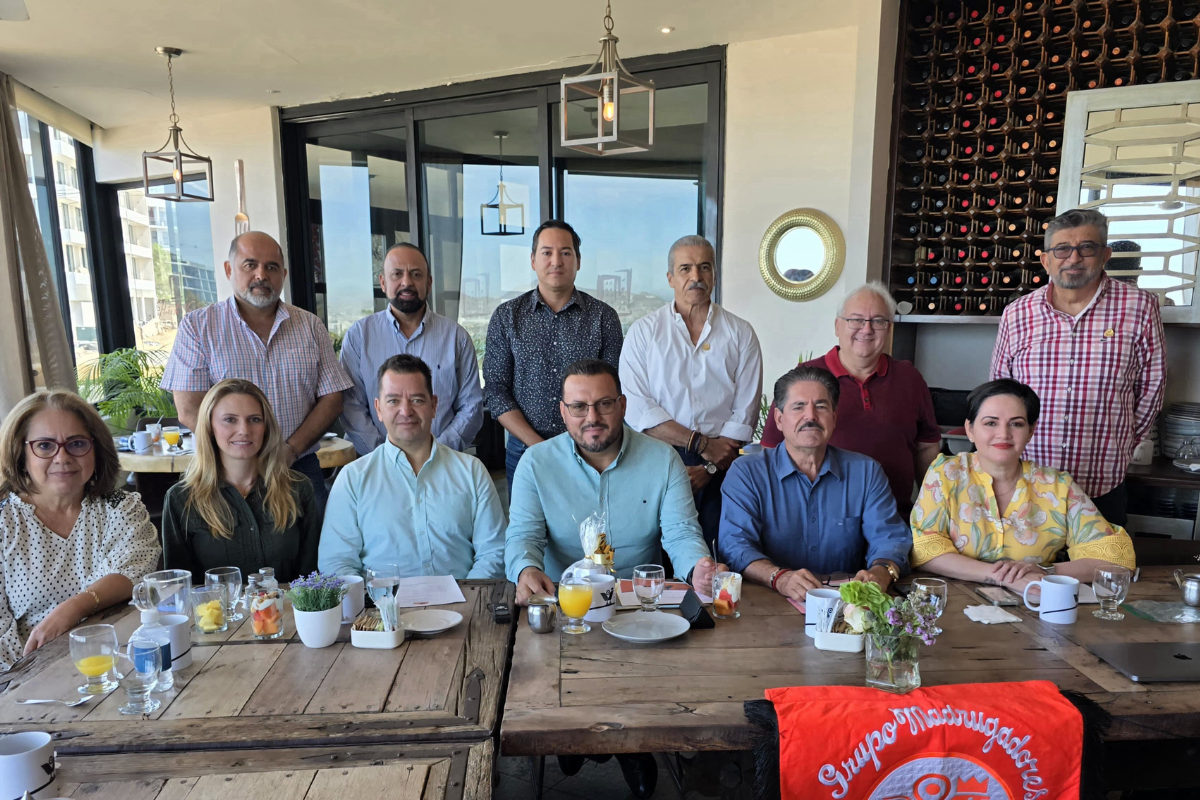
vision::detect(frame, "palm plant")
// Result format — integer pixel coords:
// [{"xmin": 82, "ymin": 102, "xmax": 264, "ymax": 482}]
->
[{"xmin": 77, "ymin": 349, "xmax": 176, "ymax": 433}]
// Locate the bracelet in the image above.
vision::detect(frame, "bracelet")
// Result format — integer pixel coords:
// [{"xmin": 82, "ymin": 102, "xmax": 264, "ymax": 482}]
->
[
  {"xmin": 770, "ymin": 568, "xmax": 791, "ymax": 591},
  {"xmin": 686, "ymin": 431, "xmax": 698, "ymax": 453},
  {"xmin": 83, "ymin": 590, "xmax": 100, "ymax": 618}
]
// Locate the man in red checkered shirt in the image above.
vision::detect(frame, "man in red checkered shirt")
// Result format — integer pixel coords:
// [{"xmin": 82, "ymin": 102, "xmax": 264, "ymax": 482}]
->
[{"xmin": 991, "ymin": 208, "xmax": 1166, "ymax": 526}]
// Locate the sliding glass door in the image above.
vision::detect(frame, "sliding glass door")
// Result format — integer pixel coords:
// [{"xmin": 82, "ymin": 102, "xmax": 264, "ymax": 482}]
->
[{"xmin": 280, "ymin": 53, "xmax": 722, "ymax": 339}]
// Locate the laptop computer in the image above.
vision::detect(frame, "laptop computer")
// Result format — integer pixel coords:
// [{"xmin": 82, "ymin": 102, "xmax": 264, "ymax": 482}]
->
[{"xmin": 1087, "ymin": 642, "xmax": 1200, "ymax": 682}]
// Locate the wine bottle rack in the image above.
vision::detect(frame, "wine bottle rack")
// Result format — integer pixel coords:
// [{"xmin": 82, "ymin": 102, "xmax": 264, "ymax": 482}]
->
[{"xmin": 886, "ymin": 0, "xmax": 1200, "ymax": 317}]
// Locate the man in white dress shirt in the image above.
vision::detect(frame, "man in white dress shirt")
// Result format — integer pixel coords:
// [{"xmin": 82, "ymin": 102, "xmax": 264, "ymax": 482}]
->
[{"xmin": 619, "ymin": 235, "xmax": 763, "ymax": 548}]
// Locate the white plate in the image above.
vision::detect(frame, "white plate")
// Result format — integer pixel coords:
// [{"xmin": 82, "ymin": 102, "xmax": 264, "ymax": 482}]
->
[
  {"xmin": 601, "ymin": 611, "xmax": 690, "ymax": 643},
  {"xmin": 400, "ymin": 609, "xmax": 463, "ymax": 635}
]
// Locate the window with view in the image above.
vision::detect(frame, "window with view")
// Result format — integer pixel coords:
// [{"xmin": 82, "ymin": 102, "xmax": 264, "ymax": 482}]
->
[{"xmin": 116, "ymin": 184, "xmax": 218, "ymax": 354}]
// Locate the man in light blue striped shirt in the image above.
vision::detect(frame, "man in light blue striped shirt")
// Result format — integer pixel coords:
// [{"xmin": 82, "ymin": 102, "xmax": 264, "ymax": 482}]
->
[
  {"xmin": 320, "ymin": 354, "xmax": 505, "ymax": 580},
  {"xmin": 339, "ymin": 243, "xmax": 484, "ymax": 454}
]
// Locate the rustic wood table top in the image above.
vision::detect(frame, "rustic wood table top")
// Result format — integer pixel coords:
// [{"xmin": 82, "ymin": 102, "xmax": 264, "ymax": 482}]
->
[
  {"xmin": 44, "ymin": 740, "xmax": 491, "ymax": 800},
  {"xmin": 0, "ymin": 580, "xmax": 513, "ymax": 755},
  {"xmin": 500, "ymin": 566, "xmax": 1200, "ymax": 756},
  {"xmin": 118, "ymin": 436, "xmax": 357, "ymax": 473}
]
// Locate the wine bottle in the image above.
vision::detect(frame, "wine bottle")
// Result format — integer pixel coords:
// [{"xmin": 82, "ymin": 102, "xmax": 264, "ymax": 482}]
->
[
  {"xmin": 1174, "ymin": 28, "xmax": 1198, "ymax": 50},
  {"xmin": 902, "ymin": 167, "xmax": 925, "ymax": 188},
  {"xmin": 893, "ymin": 268, "xmax": 919, "ymax": 288},
  {"xmin": 908, "ymin": 63, "xmax": 933, "ymax": 83},
  {"xmin": 1042, "ymin": 135, "xmax": 1060, "ymax": 152},
  {"xmin": 1109, "ymin": 32, "xmax": 1134, "ymax": 59},
  {"xmin": 932, "ymin": 168, "xmax": 951, "ymax": 186},
  {"xmin": 1136, "ymin": 59, "xmax": 1164, "ymax": 84},
  {"xmin": 909, "ymin": 35, "xmax": 934, "ymax": 56},
  {"xmin": 1178, "ymin": 1, "xmax": 1200, "ymax": 21},
  {"xmin": 965, "ymin": 0, "xmax": 986, "ymax": 21},
  {"xmin": 932, "ymin": 195, "xmax": 948, "ymax": 211},
  {"xmin": 899, "ymin": 193, "xmax": 923, "ymax": 213},
  {"xmin": 1115, "ymin": 9, "xmax": 1136, "ymax": 27},
  {"xmin": 1146, "ymin": 4, "xmax": 1168, "ymax": 25},
  {"xmin": 903, "ymin": 88, "xmax": 930, "ymax": 110},
  {"xmin": 976, "ymin": 189, "xmax": 1001, "ymax": 210},
  {"xmin": 1044, "ymin": 78, "xmax": 1066, "ymax": 96},
  {"xmin": 902, "ymin": 116, "xmax": 929, "ymax": 136},
  {"xmin": 901, "ymin": 220, "xmax": 921, "ymax": 237},
  {"xmin": 933, "ymin": 142, "xmax": 952, "ymax": 159},
  {"xmin": 903, "ymin": 143, "xmax": 926, "ymax": 162},
  {"xmin": 1017, "ymin": 52, "xmax": 1040, "ymax": 72},
  {"xmin": 929, "ymin": 220, "xmax": 946, "ymax": 237}
]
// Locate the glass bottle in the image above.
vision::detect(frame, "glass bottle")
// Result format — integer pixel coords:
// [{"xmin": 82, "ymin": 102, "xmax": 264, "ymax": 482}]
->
[
  {"xmin": 257, "ymin": 567, "xmax": 279, "ymax": 593},
  {"xmin": 246, "ymin": 576, "xmax": 285, "ymax": 640}
]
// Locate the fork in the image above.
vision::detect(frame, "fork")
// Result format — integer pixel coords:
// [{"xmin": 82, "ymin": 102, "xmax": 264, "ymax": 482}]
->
[{"xmin": 16, "ymin": 697, "xmax": 92, "ymax": 707}]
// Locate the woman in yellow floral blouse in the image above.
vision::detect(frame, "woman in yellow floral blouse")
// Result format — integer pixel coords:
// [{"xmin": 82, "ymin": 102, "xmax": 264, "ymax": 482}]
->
[{"xmin": 911, "ymin": 379, "xmax": 1135, "ymax": 593}]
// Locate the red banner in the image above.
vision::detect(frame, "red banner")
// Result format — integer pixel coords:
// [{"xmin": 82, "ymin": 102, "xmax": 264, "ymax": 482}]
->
[{"xmin": 765, "ymin": 681, "xmax": 1082, "ymax": 800}]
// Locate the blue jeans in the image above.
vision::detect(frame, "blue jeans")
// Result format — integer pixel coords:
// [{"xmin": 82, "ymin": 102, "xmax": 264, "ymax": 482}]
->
[
  {"xmin": 505, "ymin": 437, "xmax": 528, "ymax": 495},
  {"xmin": 292, "ymin": 452, "xmax": 328, "ymax": 517}
]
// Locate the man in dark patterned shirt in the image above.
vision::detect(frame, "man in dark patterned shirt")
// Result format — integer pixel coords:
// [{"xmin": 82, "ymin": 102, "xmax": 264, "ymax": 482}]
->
[{"xmin": 483, "ymin": 220, "xmax": 624, "ymax": 489}]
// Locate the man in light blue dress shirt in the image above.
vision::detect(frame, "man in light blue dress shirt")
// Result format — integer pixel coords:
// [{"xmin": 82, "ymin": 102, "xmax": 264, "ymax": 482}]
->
[
  {"xmin": 320, "ymin": 354, "xmax": 505, "ymax": 579},
  {"xmin": 339, "ymin": 243, "xmax": 484, "ymax": 454},
  {"xmin": 504, "ymin": 359, "xmax": 721, "ymax": 605}
]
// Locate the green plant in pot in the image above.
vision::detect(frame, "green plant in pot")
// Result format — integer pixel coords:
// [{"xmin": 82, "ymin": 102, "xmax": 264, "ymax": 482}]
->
[{"xmin": 77, "ymin": 349, "xmax": 177, "ymax": 433}]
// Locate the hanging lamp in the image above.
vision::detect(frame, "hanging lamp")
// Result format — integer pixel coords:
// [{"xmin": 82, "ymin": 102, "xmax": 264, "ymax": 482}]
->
[
  {"xmin": 560, "ymin": 1, "xmax": 655, "ymax": 156},
  {"xmin": 141, "ymin": 47, "xmax": 214, "ymax": 202},
  {"xmin": 480, "ymin": 132, "xmax": 525, "ymax": 236}
]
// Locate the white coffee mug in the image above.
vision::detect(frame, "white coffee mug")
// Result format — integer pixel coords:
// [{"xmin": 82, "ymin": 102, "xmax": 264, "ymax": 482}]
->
[
  {"xmin": 1023, "ymin": 575, "xmax": 1080, "ymax": 624},
  {"xmin": 583, "ymin": 574, "xmax": 617, "ymax": 622},
  {"xmin": 160, "ymin": 613, "xmax": 193, "ymax": 671},
  {"xmin": 805, "ymin": 588, "xmax": 841, "ymax": 638},
  {"xmin": 1132, "ymin": 440, "xmax": 1154, "ymax": 466},
  {"xmin": 341, "ymin": 575, "xmax": 365, "ymax": 623},
  {"xmin": 131, "ymin": 431, "xmax": 153, "ymax": 454},
  {"xmin": 0, "ymin": 731, "xmax": 56, "ymax": 799}
]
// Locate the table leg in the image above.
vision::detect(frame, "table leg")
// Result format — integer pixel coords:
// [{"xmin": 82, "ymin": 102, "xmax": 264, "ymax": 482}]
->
[{"xmin": 529, "ymin": 755, "xmax": 545, "ymax": 800}]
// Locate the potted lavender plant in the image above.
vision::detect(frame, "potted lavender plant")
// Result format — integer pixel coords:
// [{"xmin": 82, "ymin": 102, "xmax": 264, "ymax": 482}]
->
[
  {"xmin": 839, "ymin": 581, "xmax": 940, "ymax": 694},
  {"xmin": 286, "ymin": 572, "xmax": 347, "ymax": 648}
]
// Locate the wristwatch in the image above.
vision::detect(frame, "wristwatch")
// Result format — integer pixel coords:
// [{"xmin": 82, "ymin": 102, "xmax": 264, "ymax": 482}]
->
[
  {"xmin": 703, "ymin": 462, "xmax": 718, "ymax": 474},
  {"xmin": 873, "ymin": 561, "xmax": 900, "ymax": 582},
  {"xmin": 1039, "ymin": 563, "xmax": 1057, "ymax": 575}
]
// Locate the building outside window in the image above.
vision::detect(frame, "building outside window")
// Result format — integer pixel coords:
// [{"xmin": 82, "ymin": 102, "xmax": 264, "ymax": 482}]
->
[{"xmin": 116, "ymin": 184, "xmax": 218, "ymax": 354}]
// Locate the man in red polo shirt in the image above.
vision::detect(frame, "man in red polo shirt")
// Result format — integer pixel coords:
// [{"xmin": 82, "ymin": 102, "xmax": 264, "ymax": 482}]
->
[{"xmin": 761, "ymin": 282, "xmax": 942, "ymax": 515}]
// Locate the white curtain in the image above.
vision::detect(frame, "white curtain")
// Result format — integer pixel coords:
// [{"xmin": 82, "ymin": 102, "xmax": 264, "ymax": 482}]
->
[{"xmin": 0, "ymin": 72, "xmax": 76, "ymax": 418}]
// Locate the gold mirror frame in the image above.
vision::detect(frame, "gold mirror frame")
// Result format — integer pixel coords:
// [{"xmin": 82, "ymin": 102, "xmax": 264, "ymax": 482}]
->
[{"xmin": 758, "ymin": 208, "xmax": 846, "ymax": 302}]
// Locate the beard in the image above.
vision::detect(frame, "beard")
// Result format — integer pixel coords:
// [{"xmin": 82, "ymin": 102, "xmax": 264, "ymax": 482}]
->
[
  {"xmin": 571, "ymin": 421, "xmax": 622, "ymax": 454},
  {"xmin": 390, "ymin": 293, "xmax": 426, "ymax": 314},
  {"xmin": 237, "ymin": 281, "xmax": 280, "ymax": 309},
  {"xmin": 1053, "ymin": 262, "xmax": 1104, "ymax": 290}
]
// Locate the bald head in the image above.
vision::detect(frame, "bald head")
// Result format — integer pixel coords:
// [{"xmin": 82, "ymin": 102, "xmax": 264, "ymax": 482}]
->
[{"xmin": 225, "ymin": 232, "xmax": 286, "ymax": 310}]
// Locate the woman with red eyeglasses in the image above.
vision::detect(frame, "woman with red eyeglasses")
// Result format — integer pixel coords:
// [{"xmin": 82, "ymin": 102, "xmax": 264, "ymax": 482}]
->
[{"xmin": 0, "ymin": 391, "xmax": 160, "ymax": 665}]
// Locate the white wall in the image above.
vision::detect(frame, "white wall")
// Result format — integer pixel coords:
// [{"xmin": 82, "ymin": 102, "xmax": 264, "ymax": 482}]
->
[
  {"xmin": 92, "ymin": 106, "xmax": 287, "ymax": 302},
  {"xmin": 720, "ymin": 0, "xmax": 897, "ymax": 387}
]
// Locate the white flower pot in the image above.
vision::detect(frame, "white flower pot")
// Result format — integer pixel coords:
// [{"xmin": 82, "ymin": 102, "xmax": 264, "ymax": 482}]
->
[{"xmin": 293, "ymin": 606, "xmax": 343, "ymax": 648}]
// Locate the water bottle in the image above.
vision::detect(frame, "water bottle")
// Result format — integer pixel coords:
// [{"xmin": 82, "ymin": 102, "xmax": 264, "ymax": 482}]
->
[{"xmin": 130, "ymin": 581, "xmax": 174, "ymax": 692}]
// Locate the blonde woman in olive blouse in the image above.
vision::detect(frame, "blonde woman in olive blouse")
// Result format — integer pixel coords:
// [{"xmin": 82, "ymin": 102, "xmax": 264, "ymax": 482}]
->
[
  {"xmin": 163, "ymin": 380, "xmax": 319, "ymax": 584},
  {"xmin": 910, "ymin": 379, "xmax": 1135, "ymax": 594}
]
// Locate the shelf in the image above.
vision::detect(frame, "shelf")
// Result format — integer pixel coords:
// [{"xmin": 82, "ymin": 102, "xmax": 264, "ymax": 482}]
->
[
  {"xmin": 895, "ymin": 315, "xmax": 1002, "ymax": 324},
  {"xmin": 1127, "ymin": 457, "xmax": 1200, "ymax": 490}
]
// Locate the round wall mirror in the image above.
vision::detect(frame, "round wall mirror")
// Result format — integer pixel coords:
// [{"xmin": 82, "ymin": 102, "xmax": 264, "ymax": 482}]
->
[{"xmin": 758, "ymin": 208, "xmax": 845, "ymax": 301}]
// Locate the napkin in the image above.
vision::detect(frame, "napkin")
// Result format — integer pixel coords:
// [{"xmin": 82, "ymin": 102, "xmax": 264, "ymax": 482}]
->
[{"xmin": 964, "ymin": 604, "xmax": 1022, "ymax": 624}]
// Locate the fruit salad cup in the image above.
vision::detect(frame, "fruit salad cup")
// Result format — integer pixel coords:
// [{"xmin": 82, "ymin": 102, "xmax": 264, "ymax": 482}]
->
[
  {"xmin": 711, "ymin": 571, "xmax": 742, "ymax": 619},
  {"xmin": 249, "ymin": 589, "xmax": 285, "ymax": 639}
]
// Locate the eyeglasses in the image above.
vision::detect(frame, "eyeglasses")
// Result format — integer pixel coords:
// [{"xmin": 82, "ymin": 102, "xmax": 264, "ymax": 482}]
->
[
  {"xmin": 564, "ymin": 398, "xmax": 620, "ymax": 417},
  {"xmin": 838, "ymin": 316, "xmax": 891, "ymax": 330},
  {"xmin": 1048, "ymin": 242, "xmax": 1101, "ymax": 260},
  {"xmin": 26, "ymin": 437, "xmax": 93, "ymax": 459}
]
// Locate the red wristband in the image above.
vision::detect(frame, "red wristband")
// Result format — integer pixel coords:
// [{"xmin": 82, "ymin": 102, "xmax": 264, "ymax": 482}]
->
[{"xmin": 770, "ymin": 569, "xmax": 791, "ymax": 591}]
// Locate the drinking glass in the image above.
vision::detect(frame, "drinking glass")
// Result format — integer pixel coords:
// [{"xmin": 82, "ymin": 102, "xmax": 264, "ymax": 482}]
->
[
  {"xmin": 632, "ymin": 564, "xmax": 666, "ymax": 613},
  {"xmin": 205, "ymin": 566, "xmax": 243, "ymax": 621},
  {"xmin": 115, "ymin": 643, "xmax": 161, "ymax": 715},
  {"xmin": 192, "ymin": 584, "xmax": 229, "ymax": 633},
  {"xmin": 711, "ymin": 571, "xmax": 742, "ymax": 619},
  {"xmin": 558, "ymin": 577, "xmax": 593, "ymax": 635},
  {"xmin": 911, "ymin": 577, "xmax": 949, "ymax": 635},
  {"xmin": 1093, "ymin": 566, "xmax": 1132, "ymax": 621},
  {"xmin": 162, "ymin": 426, "xmax": 182, "ymax": 451},
  {"xmin": 366, "ymin": 564, "xmax": 401, "ymax": 607},
  {"xmin": 69, "ymin": 624, "xmax": 118, "ymax": 695}
]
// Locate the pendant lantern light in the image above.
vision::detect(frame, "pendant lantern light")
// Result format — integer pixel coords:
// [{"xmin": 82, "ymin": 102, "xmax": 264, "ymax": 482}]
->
[{"xmin": 141, "ymin": 47, "xmax": 214, "ymax": 202}]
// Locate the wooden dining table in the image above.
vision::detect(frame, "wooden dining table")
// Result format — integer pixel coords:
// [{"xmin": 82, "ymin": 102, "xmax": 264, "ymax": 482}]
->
[
  {"xmin": 0, "ymin": 580, "xmax": 514, "ymax": 757},
  {"xmin": 118, "ymin": 435, "xmax": 358, "ymax": 473},
  {"xmin": 500, "ymin": 566, "xmax": 1200, "ymax": 758}
]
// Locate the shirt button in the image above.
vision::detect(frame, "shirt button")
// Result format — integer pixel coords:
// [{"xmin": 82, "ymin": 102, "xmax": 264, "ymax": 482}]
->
[{"xmin": 1069, "ymin": 359, "xmax": 1075, "ymax": 365}]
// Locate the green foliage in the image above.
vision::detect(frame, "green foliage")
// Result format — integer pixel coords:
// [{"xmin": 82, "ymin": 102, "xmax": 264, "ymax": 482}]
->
[
  {"xmin": 329, "ymin": 329, "xmax": 345, "ymax": 355},
  {"xmin": 753, "ymin": 393, "xmax": 770, "ymax": 442},
  {"xmin": 151, "ymin": 243, "xmax": 174, "ymax": 299},
  {"xmin": 839, "ymin": 580, "xmax": 893, "ymax": 623},
  {"xmin": 77, "ymin": 348, "xmax": 176, "ymax": 433}
]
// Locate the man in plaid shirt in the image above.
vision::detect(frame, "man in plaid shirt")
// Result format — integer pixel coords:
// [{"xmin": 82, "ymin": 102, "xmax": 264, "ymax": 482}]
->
[
  {"xmin": 162, "ymin": 232, "xmax": 353, "ymax": 510},
  {"xmin": 991, "ymin": 208, "xmax": 1166, "ymax": 526}
]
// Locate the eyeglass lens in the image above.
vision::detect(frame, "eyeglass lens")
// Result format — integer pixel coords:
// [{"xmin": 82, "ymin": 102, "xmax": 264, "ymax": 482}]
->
[
  {"xmin": 844, "ymin": 317, "xmax": 891, "ymax": 330},
  {"xmin": 566, "ymin": 399, "xmax": 618, "ymax": 417},
  {"xmin": 1050, "ymin": 243, "xmax": 1099, "ymax": 258}
]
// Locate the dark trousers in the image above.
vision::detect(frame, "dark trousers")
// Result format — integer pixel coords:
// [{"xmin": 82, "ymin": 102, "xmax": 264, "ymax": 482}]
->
[
  {"xmin": 675, "ymin": 447, "xmax": 725, "ymax": 552},
  {"xmin": 292, "ymin": 452, "xmax": 328, "ymax": 517},
  {"xmin": 1091, "ymin": 481, "xmax": 1128, "ymax": 528},
  {"xmin": 505, "ymin": 436, "xmax": 528, "ymax": 494}
]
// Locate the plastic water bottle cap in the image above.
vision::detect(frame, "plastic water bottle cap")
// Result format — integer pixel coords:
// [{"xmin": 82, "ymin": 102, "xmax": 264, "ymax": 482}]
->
[{"xmin": 140, "ymin": 608, "xmax": 160, "ymax": 624}]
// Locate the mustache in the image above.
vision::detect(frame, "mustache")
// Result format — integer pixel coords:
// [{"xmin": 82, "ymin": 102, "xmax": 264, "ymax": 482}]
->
[
  {"xmin": 582, "ymin": 423, "xmax": 608, "ymax": 432},
  {"xmin": 249, "ymin": 280, "xmax": 273, "ymax": 292},
  {"xmin": 797, "ymin": 421, "xmax": 824, "ymax": 431},
  {"xmin": 686, "ymin": 281, "xmax": 708, "ymax": 291}
]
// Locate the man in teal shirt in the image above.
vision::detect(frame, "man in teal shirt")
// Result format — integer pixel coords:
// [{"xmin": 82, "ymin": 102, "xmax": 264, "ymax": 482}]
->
[
  {"xmin": 505, "ymin": 359, "xmax": 721, "ymax": 605},
  {"xmin": 320, "ymin": 355, "xmax": 505, "ymax": 579}
]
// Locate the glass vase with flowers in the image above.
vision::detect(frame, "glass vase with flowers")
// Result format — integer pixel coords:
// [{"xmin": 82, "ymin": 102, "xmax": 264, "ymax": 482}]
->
[{"xmin": 839, "ymin": 581, "xmax": 940, "ymax": 694}]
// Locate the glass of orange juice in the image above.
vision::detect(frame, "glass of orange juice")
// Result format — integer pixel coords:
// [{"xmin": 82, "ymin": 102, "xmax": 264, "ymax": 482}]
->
[
  {"xmin": 162, "ymin": 426, "xmax": 182, "ymax": 451},
  {"xmin": 557, "ymin": 576, "xmax": 594, "ymax": 635},
  {"xmin": 69, "ymin": 624, "xmax": 119, "ymax": 694}
]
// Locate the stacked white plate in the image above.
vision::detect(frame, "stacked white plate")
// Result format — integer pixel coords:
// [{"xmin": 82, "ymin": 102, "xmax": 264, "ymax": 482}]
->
[{"xmin": 1162, "ymin": 404, "xmax": 1200, "ymax": 459}]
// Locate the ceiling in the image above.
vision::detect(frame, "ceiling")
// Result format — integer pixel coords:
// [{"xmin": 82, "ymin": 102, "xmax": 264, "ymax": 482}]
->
[{"xmin": 0, "ymin": 0, "xmax": 857, "ymax": 130}]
